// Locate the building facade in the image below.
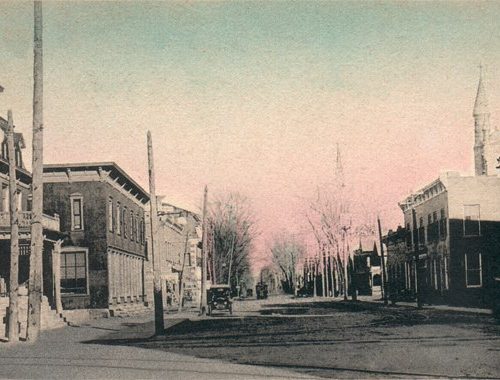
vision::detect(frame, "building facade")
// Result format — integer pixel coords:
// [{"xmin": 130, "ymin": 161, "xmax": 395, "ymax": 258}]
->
[
  {"xmin": 352, "ymin": 241, "xmax": 381, "ymax": 296},
  {"xmin": 384, "ymin": 70, "xmax": 500, "ymax": 308},
  {"xmin": 158, "ymin": 201, "xmax": 202, "ymax": 307},
  {"xmin": 43, "ymin": 162, "xmax": 152, "ymax": 311},
  {"xmin": 396, "ymin": 173, "xmax": 500, "ymax": 307},
  {"xmin": 0, "ymin": 116, "xmax": 64, "ymax": 338}
]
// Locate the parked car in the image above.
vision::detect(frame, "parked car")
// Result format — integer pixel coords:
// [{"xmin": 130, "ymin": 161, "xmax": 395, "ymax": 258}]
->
[
  {"xmin": 256, "ymin": 283, "xmax": 268, "ymax": 299},
  {"xmin": 207, "ymin": 285, "xmax": 233, "ymax": 316}
]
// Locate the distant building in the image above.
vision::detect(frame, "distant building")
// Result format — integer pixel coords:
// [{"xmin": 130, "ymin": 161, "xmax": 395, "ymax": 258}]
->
[
  {"xmin": 43, "ymin": 162, "xmax": 151, "ymax": 312},
  {"xmin": 352, "ymin": 241, "xmax": 380, "ymax": 296},
  {"xmin": 158, "ymin": 200, "xmax": 201, "ymax": 307}
]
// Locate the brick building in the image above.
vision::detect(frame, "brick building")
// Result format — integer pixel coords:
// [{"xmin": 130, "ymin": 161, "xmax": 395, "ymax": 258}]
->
[
  {"xmin": 43, "ymin": 162, "xmax": 152, "ymax": 312},
  {"xmin": 384, "ymin": 71, "xmax": 500, "ymax": 308}
]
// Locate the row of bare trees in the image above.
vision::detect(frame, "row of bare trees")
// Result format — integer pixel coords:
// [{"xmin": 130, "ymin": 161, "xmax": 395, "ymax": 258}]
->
[{"xmin": 206, "ymin": 192, "xmax": 256, "ymax": 295}]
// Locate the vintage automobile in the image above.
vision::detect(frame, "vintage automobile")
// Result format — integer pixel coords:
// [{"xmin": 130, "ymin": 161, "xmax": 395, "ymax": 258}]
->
[
  {"xmin": 207, "ymin": 285, "xmax": 233, "ymax": 316},
  {"xmin": 256, "ymin": 283, "xmax": 269, "ymax": 300}
]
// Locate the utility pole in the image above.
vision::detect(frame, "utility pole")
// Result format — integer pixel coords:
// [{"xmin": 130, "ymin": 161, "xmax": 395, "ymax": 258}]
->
[
  {"xmin": 377, "ymin": 216, "xmax": 388, "ymax": 305},
  {"xmin": 147, "ymin": 131, "xmax": 164, "ymax": 335},
  {"xmin": 27, "ymin": 1, "xmax": 44, "ymax": 342},
  {"xmin": 342, "ymin": 229, "xmax": 348, "ymax": 301},
  {"xmin": 312, "ymin": 259, "xmax": 317, "ymax": 297},
  {"xmin": 412, "ymin": 208, "xmax": 423, "ymax": 308},
  {"xmin": 200, "ymin": 186, "xmax": 208, "ymax": 315},
  {"xmin": 7, "ymin": 110, "xmax": 19, "ymax": 342}
]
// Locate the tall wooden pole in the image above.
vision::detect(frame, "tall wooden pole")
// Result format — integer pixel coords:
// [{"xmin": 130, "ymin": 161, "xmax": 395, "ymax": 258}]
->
[
  {"xmin": 412, "ymin": 208, "xmax": 422, "ymax": 308},
  {"xmin": 147, "ymin": 131, "xmax": 164, "ymax": 335},
  {"xmin": 27, "ymin": 1, "xmax": 44, "ymax": 342},
  {"xmin": 200, "ymin": 186, "xmax": 208, "ymax": 315},
  {"xmin": 377, "ymin": 216, "xmax": 388, "ymax": 305},
  {"xmin": 7, "ymin": 110, "xmax": 19, "ymax": 342}
]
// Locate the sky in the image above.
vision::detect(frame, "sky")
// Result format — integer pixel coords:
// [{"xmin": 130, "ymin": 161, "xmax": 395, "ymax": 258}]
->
[{"xmin": 1, "ymin": 1, "xmax": 500, "ymax": 271}]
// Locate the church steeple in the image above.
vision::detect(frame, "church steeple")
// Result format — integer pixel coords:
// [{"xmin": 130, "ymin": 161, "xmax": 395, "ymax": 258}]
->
[
  {"xmin": 474, "ymin": 64, "xmax": 489, "ymax": 117},
  {"xmin": 473, "ymin": 64, "xmax": 491, "ymax": 176}
]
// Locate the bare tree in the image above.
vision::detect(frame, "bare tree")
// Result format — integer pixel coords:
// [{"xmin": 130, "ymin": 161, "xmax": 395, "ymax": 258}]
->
[
  {"xmin": 208, "ymin": 192, "xmax": 256, "ymax": 292},
  {"xmin": 270, "ymin": 233, "xmax": 305, "ymax": 295}
]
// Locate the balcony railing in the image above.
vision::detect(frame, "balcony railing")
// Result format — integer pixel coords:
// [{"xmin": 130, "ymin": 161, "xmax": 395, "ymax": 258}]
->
[{"xmin": 0, "ymin": 211, "xmax": 60, "ymax": 232}]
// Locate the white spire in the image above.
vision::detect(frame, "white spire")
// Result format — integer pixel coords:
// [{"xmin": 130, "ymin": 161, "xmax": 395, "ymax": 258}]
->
[{"xmin": 473, "ymin": 64, "xmax": 489, "ymax": 116}]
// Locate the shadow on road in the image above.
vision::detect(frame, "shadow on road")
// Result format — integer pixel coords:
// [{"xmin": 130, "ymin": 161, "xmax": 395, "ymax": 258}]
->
[{"xmin": 81, "ymin": 300, "xmax": 500, "ymax": 379}]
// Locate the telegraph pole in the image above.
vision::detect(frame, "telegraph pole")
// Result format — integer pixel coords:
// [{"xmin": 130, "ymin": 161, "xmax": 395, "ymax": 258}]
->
[
  {"xmin": 147, "ymin": 131, "xmax": 164, "ymax": 335},
  {"xmin": 7, "ymin": 110, "xmax": 19, "ymax": 342},
  {"xmin": 412, "ymin": 208, "xmax": 423, "ymax": 308},
  {"xmin": 200, "ymin": 186, "xmax": 208, "ymax": 315},
  {"xmin": 377, "ymin": 216, "xmax": 388, "ymax": 305},
  {"xmin": 27, "ymin": 1, "xmax": 44, "ymax": 342}
]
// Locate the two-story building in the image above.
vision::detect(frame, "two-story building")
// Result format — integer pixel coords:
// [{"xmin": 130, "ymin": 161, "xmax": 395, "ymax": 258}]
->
[
  {"xmin": 385, "ymin": 70, "xmax": 500, "ymax": 308},
  {"xmin": 397, "ymin": 172, "xmax": 500, "ymax": 307},
  {"xmin": 0, "ymin": 116, "xmax": 64, "ymax": 338},
  {"xmin": 43, "ymin": 162, "xmax": 152, "ymax": 313}
]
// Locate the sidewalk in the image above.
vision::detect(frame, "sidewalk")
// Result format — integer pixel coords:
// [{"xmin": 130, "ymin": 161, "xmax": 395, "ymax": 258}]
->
[{"xmin": 356, "ymin": 295, "xmax": 493, "ymax": 315}]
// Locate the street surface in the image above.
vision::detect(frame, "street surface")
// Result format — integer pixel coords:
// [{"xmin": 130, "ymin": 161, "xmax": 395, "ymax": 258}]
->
[{"xmin": 0, "ymin": 295, "xmax": 499, "ymax": 379}]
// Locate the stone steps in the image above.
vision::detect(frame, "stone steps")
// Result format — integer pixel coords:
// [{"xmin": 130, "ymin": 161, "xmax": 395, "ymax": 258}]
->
[{"xmin": 0, "ymin": 293, "xmax": 68, "ymax": 340}]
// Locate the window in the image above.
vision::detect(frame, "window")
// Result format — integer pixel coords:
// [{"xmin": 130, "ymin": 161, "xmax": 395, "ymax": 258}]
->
[
  {"xmin": 1, "ymin": 186, "xmax": 8, "ymax": 212},
  {"xmin": 465, "ymin": 252, "xmax": 482, "ymax": 288},
  {"xmin": 60, "ymin": 250, "xmax": 87, "ymax": 294},
  {"xmin": 428, "ymin": 214, "xmax": 431, "ymax": 225},
  {"xmin": 16, "ymin": 191, "xmax": 22, "ymax": 211},
  {"xmin": 432, "ymin": 211, "xmax": 437, "ymax": 223},
  {"xmin": 464, "ymin": 204, "xmax": 480, "ymax": 236},
  {"xmin": 108, "ymin": 198, "xmax": 114, "ymax": 232},
  {"xmin": 440, "ymin": 208, "xmax": 445, "ymax": 219},
  {"xmin": 27, "ymin": 194, "xmax": 32, "ymax": 212},
  {"xmin": 136, "ymin": 213, "xmax": 140, "ymax": 243},
  {"xmin": 140, "ymin": 218, "xmax": 145, "ymax": 244},
  {"xmin": 123, "ymin": 207, "xmax": 128, "ymax": 238},
  {"xmin": 130, "ymin": 210, "xmax": 134, "ymax": 241},
  {"xmin": 70, "ymin": 194, "xmax": 83, "ymax": 230},
  {"xmin": 116, "ymin": 202, "xmax": 121, "ymax": 235}
]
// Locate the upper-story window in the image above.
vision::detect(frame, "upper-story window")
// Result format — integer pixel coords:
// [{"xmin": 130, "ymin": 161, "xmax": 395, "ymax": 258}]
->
[
  {"xmin": 116, "ymin": 202, "xmax": 121, "ymax": 236},
  {"xmin": 1, "ymin": 186, "xmax": 8, "ymax": 212},
  {"xmin": 70, "ymin": 194, "xmax": 84, "ymax": 231},
  {"xmin": 136, "ymin": 213, "xmax": 140, "ymax": 243},
  {"xmin": 108, "ymin": 198, "xmax": 114, "ymax": 232},
  {"xmin": 140, "ymin": 218, "xmax": 145, "ymax": 244},
  {"xmin": 27, "ymin": 194, "xmax": 32, "ymax": 212},
  {"xmin": 432, "ymin": 211, "xmax": 437, "ymax": 223},
  {"xmin": 123, "ymin": 207, "xmax": 128, "ymax": 238},
  {"xmin": 427, "ymin": 214, "xmax": 432, "ymax": 225},
  {"xmin": 130, "ymin": 210, "xmax": 134, "ymax": 241},
  {"xmin": 16, "ymin": 190, "xmax": 22, "ymax": 211},
  {"xmin": 464, "ymin": 204, "xmax": 480, "ymax": 236}
]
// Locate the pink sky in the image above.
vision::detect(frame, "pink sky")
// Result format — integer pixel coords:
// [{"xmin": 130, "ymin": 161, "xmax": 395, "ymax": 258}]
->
[{"xmin": 1, "ymin": 2, "xmax": 500, "ymax": 272}]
